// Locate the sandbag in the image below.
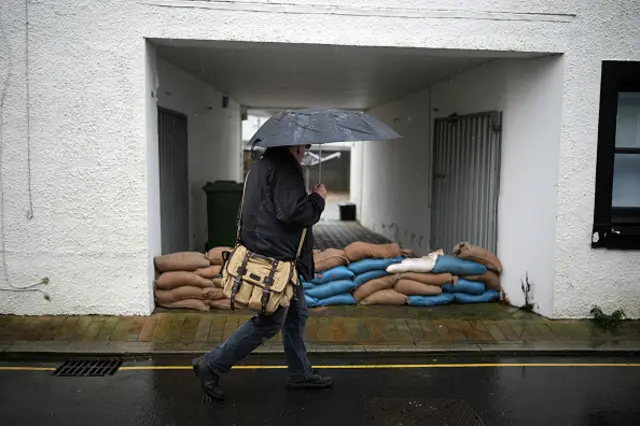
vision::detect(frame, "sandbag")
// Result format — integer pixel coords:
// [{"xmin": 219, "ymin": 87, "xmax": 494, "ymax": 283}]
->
[
  {"xmin": 154, "ymin": 286, "xmax": 210, "ymax": 304},
  {"xmin": 206, "ymin": 247, "xmax": 232, "ymax": 265},
  {"xmin": 354, "ymin": 270, "xmax": 388, "ymax": 287},
  {"xmin": 409, "ymin": 293, "xmax": 455, "ymax": 306},
  {"xmin": 305, "ymin": 280, "xmax": 357, "ymax": 299},
  {"xmin": 311, "ymin": 266, "xmax": 355, "ymax": 284},
  {"xmin": 305, "ymin": 295, "xmax": 319, "ymax": 308},
  {"xmin": 317, "ymin": 293, "xmax": 357, "ymax": 306},
  {"xmin": 453, "ymin": 242, "xmax": 502, "ymax": 273},
  {"xmin": 208, "ymin": 299, "xmax": 232, "ymax": 310},
  {"xmin": 348, "ymin": 256, "xmax": 403, "ymax": 275},
  {"xmin": 353, "ymin": 275, "xmax": 398, "ymax": 301},
  {"xmin": 442, "ymin": 278, "xmax": 486, "ymax": 295},
  {"xmin": 398, "ymin": 272, "xmax": 456, "ymax": 286},
  {"xmin": 465, "ymin": 270, "xmax": 501, "ymax": 290},
  {"xmin": 212, "ymin": 277, "xmax": 223, "ymax": 288},
  {"xmin": 360, "ymin": 289, "xmax": 408, "ymax": 306},
  {"xmin": 394, "ymin": 279, "xmax": 442, "ymax": 296},
  {"xmin": 344, "ymin": 242, "xmax": 401, "ymax": 262},
  {"xmin": 194, "ymin": 265, "xmax": 222, "ymax": 279},
  {"xmin": 157, "ymin": 298, "xmax": 210, "ymax": 311},
  {"xmin": 302, "ymin": 282, "xmax": 316, "ymax": 290},
  {"xmin": 314, "ymin": 249, "xmax": 349, "ymax": 272},
  {"xmin": 454, "ymin": 289, "xmax": 500, "ymax": 303},
  {"xmin": 154, "ymin": 252, "xmax": 210, "ymax": 272},
  {"xmin": 432, "ymin": 255, "xmax": 487, "ymax": 276},
  {"xmin": 155, "ymin": 271, "xmax": 215, "ymax": 290},
  {"xmin": 387, "ymin": 252, "xmax": 439, "ymax": 274},
  {"xmin": 203, "ymin": 287, "xmax": 225, "ymax": 301}
]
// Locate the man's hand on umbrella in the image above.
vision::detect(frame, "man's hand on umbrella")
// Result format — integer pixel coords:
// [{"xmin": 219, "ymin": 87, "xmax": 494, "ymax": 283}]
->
[{"xmin": 313, "ymin": 184, "xmax": 328, "ymax": 200}]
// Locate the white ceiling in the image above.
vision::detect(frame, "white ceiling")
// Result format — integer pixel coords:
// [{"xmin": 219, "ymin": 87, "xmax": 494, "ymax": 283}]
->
[{"xmin": 154, "ymin": 40, "xmax": 541, "ymax": 110}]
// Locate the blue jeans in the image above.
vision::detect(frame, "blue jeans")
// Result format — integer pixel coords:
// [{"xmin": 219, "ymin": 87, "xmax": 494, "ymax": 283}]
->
[{"xmin": 204, "ymin": 284, "xmax": 313, "ymax": 381}]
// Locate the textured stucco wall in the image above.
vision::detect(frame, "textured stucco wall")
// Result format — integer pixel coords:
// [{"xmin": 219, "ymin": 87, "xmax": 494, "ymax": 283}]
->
[
  {"xmin": 0, "ymin": 0, "xmax": 638, "ymax": 316},
  {"xmin": 156, "ymin": 58, "xmax": 241, "ymax": 252}
]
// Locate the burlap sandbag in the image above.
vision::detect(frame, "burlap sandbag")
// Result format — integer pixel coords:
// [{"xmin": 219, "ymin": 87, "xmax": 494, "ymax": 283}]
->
[
  {"xmin": 353, "ymin": 275, "xmax": 399, "ymax": 301},
  {"xmin": 204, "ymin": 287, "xmax": 225, "ymax": 301},
  {"xmin": 194, "ymin": 265, "xmax": 222, "ymax": 279},
  {"xmin": 360, "ymin": 289, "xmax": 408, "ymax": 306},
  {"xmin": 208, "ymin": 299, "xmax": 232, "ymax": 310},
  {"xmin": 154, "ymin": 252, "xmax": 210, "ymax": 272},
  {"xmin": 398, "ymin": 272, "xmax": 456, "ymax": 286},
  {"xmin": 465, "ymin": 270, "xmax": 501, "ymax": 290},
  {"xmin": 394, "ymin": 279, "xmax": 443, "ymax": 296},
  {"xmin": 155, "ymin": 286, "xmax": 211, "ymax": 304},
  {"xmin": 314, "ymin": 248, "xmax": 349, "ymax": 272},
  {"xmin": 157, "ymin": 298, "xmax": 210, "ymax": 312},
  {"xmin": 453, "ymin": 242, "xmax": 502, "ymax": 273},
  {"xmin": 212, "ymin": 277, "xmax": 223, "ymax": 288},
  {"xmin": 206, "ymin": 246, "xmax": 232, "ymax": 265},
  {"xmin": 344, "ymin": 242, "xmax": 402, "ymax": 262},
  {"xmin": 155, "ymin": 271, "xmax": 214, "ymax": 290}
]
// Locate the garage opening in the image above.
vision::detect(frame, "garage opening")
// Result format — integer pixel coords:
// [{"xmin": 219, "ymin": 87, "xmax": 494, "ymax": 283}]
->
[{"xmin": 150, "ymin": 39, "xmax": 563, "ymax": 318}]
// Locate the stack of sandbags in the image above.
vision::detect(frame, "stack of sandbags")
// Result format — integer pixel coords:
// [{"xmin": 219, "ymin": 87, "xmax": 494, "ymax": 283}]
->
[
  {"xmin": 304, "ymin": 242, "xmax": 405, "ymax": 307},
  {"xmin": 303, "ymin": 266, "xmax": 357, "ymax": 307},
  {"xmin": 154, "ymin": 249, "xmax": 230, "ymax": 312},
  {"xmin": 453, "ymin": 242, "xmax": 502, "ymax": 291}
]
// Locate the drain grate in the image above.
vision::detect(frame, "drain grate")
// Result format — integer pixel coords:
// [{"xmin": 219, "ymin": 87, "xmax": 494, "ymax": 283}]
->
[{"xmin": 53, "ymin": 358, "xmax": 123, "ymax": 377}]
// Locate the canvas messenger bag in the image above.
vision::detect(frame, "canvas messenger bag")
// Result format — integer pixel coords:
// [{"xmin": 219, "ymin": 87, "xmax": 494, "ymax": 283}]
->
[{"xmin": 220, "ymin": 171, "xmax": 306, "ymax": 315}]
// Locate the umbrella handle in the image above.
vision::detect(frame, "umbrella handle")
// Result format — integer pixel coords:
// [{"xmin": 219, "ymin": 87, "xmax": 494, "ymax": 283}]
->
[{"xmin": 318, "ymin": 144, "xmax": 322, "ymax": 185}]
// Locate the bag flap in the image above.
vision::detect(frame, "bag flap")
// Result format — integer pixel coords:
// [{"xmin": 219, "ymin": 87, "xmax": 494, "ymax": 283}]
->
[{"xmin": 223, "ymin": 245, "xmax": 294, "ymax": 292}]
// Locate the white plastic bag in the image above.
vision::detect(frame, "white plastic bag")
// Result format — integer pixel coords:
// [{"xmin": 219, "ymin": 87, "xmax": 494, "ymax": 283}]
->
[{"xmin": 386, "ymin": 250, "xmax": 442, "ymax": 274}]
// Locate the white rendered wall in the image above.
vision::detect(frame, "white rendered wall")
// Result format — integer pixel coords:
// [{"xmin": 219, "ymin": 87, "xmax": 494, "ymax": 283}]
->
[
  {"xmin": 0, "ymin": 0, "xmax": 638, "ymax": 316},
  {"xmin": 156, "ymin": 58, "xmax": 241, "ymax": 253}
]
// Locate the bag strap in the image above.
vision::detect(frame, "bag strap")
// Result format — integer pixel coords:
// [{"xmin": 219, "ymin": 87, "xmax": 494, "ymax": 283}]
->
[{"xmin": 237, "ymin": 169, "xmax": 309, "ymax": 260}]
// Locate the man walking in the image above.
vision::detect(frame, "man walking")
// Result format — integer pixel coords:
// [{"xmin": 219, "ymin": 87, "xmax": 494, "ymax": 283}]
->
[{"xmin": 193, "ymin": 144, "xmax": 334, "ymax": 401}]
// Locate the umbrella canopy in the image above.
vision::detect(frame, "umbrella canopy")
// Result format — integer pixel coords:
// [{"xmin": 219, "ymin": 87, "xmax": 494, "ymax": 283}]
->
[{"xmin": 249, "ymin": 107, "xmax": 402, "ymax": 147}]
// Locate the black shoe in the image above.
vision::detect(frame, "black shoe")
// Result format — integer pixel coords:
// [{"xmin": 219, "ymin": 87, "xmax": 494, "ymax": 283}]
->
[
  {"xmin": 286, "ymin": 370, "xmax": 335, "ymax": 389},
  {"xmin": 192, "ymin": 356, "xmax": 225, "ymax": 401}
]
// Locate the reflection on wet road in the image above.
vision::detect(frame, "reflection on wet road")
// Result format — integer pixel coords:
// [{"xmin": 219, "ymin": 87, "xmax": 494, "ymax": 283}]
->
[{"xmin": 1, "ymin": 354, "xmax": 639, "ymax": 425}]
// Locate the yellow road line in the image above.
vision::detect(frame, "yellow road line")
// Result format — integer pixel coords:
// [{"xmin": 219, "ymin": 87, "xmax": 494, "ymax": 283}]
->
[
  {"xmin": 2, "ymin": 363, "xmax": 640, "ymax": 372},
  {"xmin": 120, "ymin": 362, "xmax": 640, "ymax": 370}
]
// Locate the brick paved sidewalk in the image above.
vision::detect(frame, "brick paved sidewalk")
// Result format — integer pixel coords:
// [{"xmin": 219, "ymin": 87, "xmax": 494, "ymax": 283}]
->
[{"xmin": 1, "ymin": 305, "xmax": 639, "ymax": 355}]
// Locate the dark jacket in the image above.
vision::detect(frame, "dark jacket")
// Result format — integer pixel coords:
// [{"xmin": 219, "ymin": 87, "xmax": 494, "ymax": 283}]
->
[{"xmin": 238, "ymin": 148, "xmax": 325, "ymax": 281}]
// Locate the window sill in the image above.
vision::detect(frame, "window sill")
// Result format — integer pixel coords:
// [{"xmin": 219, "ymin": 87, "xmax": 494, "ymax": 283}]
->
[{"xmin": 592, "ymin": 225, "xmax": 640, "ymax": 250}]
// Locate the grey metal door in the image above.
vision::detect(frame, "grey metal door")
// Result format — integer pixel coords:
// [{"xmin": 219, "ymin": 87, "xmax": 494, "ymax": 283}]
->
[
  {"xmin": 158, "ymin": 107, "xmax": 189, "ymax": 254},
  {"xmin": 430, "ymin": 112, "xmax": 501, "ymax": 254}
]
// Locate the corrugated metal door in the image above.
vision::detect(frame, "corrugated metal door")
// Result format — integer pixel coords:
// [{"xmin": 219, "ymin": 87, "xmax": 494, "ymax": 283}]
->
[
  {"xmin": 157, "ymin": 107, "xmax": 190, "ymax": 254},
  {"xmin": 430, "ymin": 112, "xmax": 502, "ymax": 254}
]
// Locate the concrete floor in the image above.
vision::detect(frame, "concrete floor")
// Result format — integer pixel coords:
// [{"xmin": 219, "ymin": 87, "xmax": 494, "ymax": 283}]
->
[{"xmin": 1, "ymin": 354, "xmax": 639, "ymax": 425}]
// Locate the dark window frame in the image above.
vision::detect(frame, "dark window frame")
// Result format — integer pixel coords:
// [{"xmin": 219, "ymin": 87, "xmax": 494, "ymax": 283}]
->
[{"xmin": 592, "ymin": 61, "xmax": 640, "ymax": 249}]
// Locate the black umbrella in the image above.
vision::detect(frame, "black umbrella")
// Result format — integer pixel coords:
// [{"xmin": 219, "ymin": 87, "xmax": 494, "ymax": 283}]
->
[{"xmin": 249, "ymin": 107, "xmax": 402, "ymax": 147}]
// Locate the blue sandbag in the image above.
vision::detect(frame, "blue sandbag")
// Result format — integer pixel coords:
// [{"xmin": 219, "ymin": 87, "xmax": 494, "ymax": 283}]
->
[
  {"xmin": 454, "ymin": 290, "xmax": 500, "ymax": 304},
  {"xmin": 432, "ymin": 255, "xmax": 487, "ymax": 276},
  {"xmin": 348, "ymin": 256, "xmax": 404, "ymax": 275},
  {"xmin": 317, "ymin": 293, "xmax": 357, "ymax": 306},
  {"xmin": 354, "ymin": 270, "xmax": 388, "ymax": 287},
  {"xmin": 305, "ymin": 295, "xmax": 319, "ymax": 307},
  {"xmin": 302, "ymin": 282, "xmax": 316, "ymax": 290},
  {"xmin": 306, "ymin": 280, "xmax": 357, "ymax": 299},
  {"xmin": 442, "ymin": 278, "xmax": 486, "ymax": 295},
  {"xmin": 311, "ymin": 266, "xmax": 355, "ymax": 284},
  {"xmin": 409, "ymin": 293, "xmax": 455, "ymax": 306}
]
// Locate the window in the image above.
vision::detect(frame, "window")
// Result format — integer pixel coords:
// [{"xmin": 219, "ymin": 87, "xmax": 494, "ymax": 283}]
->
[{"xmin": 592, "ymin": 61, "xmax": 640, "ymax": 249}]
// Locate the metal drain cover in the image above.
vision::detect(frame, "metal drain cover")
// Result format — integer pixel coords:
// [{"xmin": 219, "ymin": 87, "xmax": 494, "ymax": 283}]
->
[
  {"xmin": 369, "ymin": 398, "xmax": 485, "ymax": 426},
  {"xmin": 53, "ymin": 358, "xmax": 123, "ymax": 377}
]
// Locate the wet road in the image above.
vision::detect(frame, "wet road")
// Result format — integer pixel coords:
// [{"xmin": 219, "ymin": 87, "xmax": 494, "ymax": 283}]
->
[{"xmin": 1, "ymin": 354, "xmax": 639, "ymax": 425}]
